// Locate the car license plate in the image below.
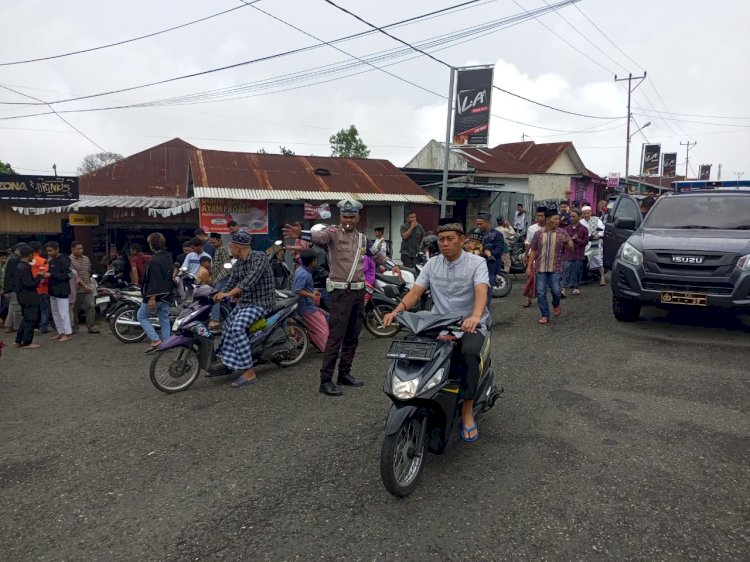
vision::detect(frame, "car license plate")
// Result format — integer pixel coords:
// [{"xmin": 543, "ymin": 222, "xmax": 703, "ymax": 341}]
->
[
  {"xmin": 660, "ymin": 291, "xmax": 707, "ymax": 306},
  {"xmin": 95, "ymin": 296, "xmax": 111, "ymax": 305}
]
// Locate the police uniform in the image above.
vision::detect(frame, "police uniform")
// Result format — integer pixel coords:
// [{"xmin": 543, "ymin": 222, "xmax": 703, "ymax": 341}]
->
[{"xmin": 305, "ymin": 199, "xmax": 393, "ymax": 395}]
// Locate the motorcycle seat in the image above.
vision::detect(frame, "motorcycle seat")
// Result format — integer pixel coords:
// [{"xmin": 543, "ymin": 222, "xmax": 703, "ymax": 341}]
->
[
  {"xmin": 375, "ymin": 272, "xmax": 403, "ymax": 285},
  {"xmin": 268, "ymin": 296, "xmax": 298, "ymax": 315}
]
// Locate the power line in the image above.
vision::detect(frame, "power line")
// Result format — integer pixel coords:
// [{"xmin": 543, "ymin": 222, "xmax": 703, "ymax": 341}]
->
[
  {"xmin": 320, "ymin": 0, "xmax": 451, "ymax": 68},
  {"xmin": 511, "ymin": 0, "xmax": 614, "ymax": 75},
  {"xmin": 0, "ymin": 0, "xmax": 497, "ymax": 107},
  {"xmin": 492, "ymin": 86, "xmax": 624, "ymax": 119},
  {"xmin": 0, "ymin": 2, "xmax": 573, "ymax": 121},
  {"xmin": 0, "ymin": 1, "xmax": 261, "ymax": 68},
  {"xmin": 540, "ymin": 0, "xmax": 628, "ymax": 73},
  {"xmin": 572, "ymin": 3, "xmax": 643, "ymax": 71},
  {"xmin": 0, "ymin": 85, "xmax": 106, "ymax": 151},
  {"xmin": 632, "ymin": 113, "xmax": 750, "ymax": 128},
  {"xmin": 632, "ymin": 107, "xmax": 750, "ymax": 120}
]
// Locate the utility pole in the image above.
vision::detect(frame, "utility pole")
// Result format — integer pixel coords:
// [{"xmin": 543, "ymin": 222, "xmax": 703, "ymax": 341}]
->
[
  {"xmin": 615, "ymin": 72, "xmax": 647, "ymax": 179},
  {"xmin": 440, "ymin": 67, "xmax": 456, "ymax": 220},
  {"xmin": 736, "ymin": 171, "xmax": 744, "ymax": 186},
  {"xmin": 680, "ymin": 141, "xmax": 697, "ymax": 177},
  {"xmin": 717, "ymin": 163, "xmax": 722, "ymax": 180},
  {"xmin": 52, "ymin": 163, "xmax": 57, "ymax": 176}
]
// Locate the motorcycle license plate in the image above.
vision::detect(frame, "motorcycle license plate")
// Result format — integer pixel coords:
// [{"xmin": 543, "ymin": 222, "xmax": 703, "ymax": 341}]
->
[
  {"xmin": 95, "ymin": 296, "xmax": 111, "ymax": 305},
  {"xmin": 660, "ymin": 291, "xmax": 707, "ymax": 306}
]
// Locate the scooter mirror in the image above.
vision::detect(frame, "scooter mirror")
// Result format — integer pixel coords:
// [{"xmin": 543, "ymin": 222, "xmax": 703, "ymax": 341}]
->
[
  {"xmin": 223, "ymin": 263, "xmax": 233, "ymax": 270},
  {"xmin": 274, "ymin": 240, "xmax": 283, "ymax": 246}
]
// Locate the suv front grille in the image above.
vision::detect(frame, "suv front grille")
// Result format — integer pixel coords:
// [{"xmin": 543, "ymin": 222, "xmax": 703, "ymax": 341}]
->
[
  {"xmin": 644, "ymin": 251, "xmax": 739, "ymax": 277},
  {"xmin": 642, "ymin": 279, "xmax": 735, "ymax": 295}
]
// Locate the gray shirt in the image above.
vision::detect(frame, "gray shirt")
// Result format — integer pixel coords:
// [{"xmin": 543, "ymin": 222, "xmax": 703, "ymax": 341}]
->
[
  {"xmin": 400, "ymin": 223, "xmax": 425, "ymax": 257},
  {"xmin": 415, "ymin": 251, "xmax": 491, "ymax": 332}
]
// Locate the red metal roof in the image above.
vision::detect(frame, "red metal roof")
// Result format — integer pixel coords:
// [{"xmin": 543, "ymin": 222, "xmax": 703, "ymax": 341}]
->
[
  {"xmin": 190, "ymin": 149, "xmax": 428, "ymax": 196},
  {"xmin": 79, "ymin": 138, "xmax": 195, "ymax": 197},
  {"xmin": 455, "ymin": 141, "xmax": 574, "ymax": 175}
]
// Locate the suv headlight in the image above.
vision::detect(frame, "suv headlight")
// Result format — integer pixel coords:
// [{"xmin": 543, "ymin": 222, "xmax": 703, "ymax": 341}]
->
[
  {"xmin": 620, "ymin": 242, "xmax": 643, "ymax": 267},
  {"xmin": 392, "ymin": 377, "xmax": 418, "ymax": 400},
  {"xmin": 738, "ymin": 254, "xmax": 750, "ymax": 271}
]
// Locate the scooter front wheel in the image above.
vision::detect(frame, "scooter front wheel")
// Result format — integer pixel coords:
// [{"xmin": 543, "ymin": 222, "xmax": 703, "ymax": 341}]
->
[
  {"xmin": 380, "ymin": 417, "xmax": 426, "ymax": 498},
  {"xmin": 149, "ymin": 346, "xmax": 201, "ymax": 393},
  {"xmin": 364, "ymin": 304, "xmax": 399, "ymax": 338}
]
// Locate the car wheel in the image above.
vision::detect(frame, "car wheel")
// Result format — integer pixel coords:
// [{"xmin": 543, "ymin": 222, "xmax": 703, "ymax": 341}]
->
[{"xmin": 612, "ymin": 295, "xmax": 641, "ymax": 322}]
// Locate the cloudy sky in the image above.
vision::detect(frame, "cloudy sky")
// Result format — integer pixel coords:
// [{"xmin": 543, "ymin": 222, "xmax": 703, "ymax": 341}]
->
[{"xmin": 1, "ymin": 0, "xmax": 748, "ymax": 181}]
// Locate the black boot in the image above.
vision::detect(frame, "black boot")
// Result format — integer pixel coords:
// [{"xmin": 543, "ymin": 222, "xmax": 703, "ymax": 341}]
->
[
  {"xmin": 319, "ymin": 380, "xmax": 343, "ymax": 396},
  {"xmin": 337, "ymin": 372, "xmax": 363, "ymax": 387}
]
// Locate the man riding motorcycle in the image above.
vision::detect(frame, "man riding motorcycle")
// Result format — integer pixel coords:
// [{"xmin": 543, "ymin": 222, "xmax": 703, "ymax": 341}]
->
[
  {"xmin": 213, "ymin": 230, "xmax": 276, "ymax": 389},
  {"xmin": 382, "ymin": 222, "xmax": 490, "ymax": 442}
]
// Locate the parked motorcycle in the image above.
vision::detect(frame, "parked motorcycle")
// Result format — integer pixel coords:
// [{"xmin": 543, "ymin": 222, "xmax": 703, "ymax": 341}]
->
[
  {"xmin": 363, "ymin": 269, "xmax": 433, "ymax": 338},
  {"xmin": 108, "ymin": 269, "xmax": 230, "ymax": 344},
  {"xmin": 491, "ymin": 270, "xmax": 513, "ymax": 298},
  {"xmin": 148, "ymin": 285, "xmax": 309, "ymax": 393},
  {"xmin": 379, "ymin": 311, "xmax": 501, "ymax": 497}
]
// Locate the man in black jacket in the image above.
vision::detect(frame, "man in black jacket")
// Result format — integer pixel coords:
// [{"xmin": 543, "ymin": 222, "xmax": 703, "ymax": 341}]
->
[
  {"xmin": 45, "ymin": 241, "xmax": 73, "ymax": 342},
  {"xmin": 3, "ymin": 244, "xmax": 24, "ymax": 334},
  {"xmin": 138, "ymin": 232, "xmax": 175, "ymax": 353},
  {"xmin": 15, "ymin": 245, "xmax": 42, "ymax": 349}
]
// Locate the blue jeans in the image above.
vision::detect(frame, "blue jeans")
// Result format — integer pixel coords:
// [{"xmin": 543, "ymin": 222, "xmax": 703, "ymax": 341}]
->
[
  {"xmin": 535, "ymin": 272, "xmax": 562, "ymax": 318},
  {"xmin": 137, "ymin": 300, "xmax": 171, "ymax": 343},
  {"xmin": 562, "ymin": 260, "xmax": 584, "ymax": 289},
  {"xmin": 210, "ymin": 278, "xmax": 229, "ymax": 321}
]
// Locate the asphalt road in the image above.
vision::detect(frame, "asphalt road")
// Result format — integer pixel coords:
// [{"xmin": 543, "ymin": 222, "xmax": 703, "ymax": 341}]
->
[{"xmin": 1, "ymin": 281, "xmax": 748, "ymax": 561}]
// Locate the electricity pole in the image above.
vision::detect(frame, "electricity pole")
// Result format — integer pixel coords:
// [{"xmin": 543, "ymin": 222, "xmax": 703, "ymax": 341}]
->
[
  {"xmin": 615, "ymin": 72, "xmax": 647, "ymax": 178},
  {"xmin": 680, "ymin": 141, "xmax": 697, "ymax": 177},
  {"xmin": 736, "ymin": 171, "xmax": 744, "ymax": 186},
  {"xmin": 440, "ymin": 67, "xmax": 456, "ymax": 219}
]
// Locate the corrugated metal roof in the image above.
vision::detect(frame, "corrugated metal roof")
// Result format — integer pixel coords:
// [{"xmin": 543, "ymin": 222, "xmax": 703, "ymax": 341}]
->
[
  {"xmin": 79, "ymin": 138, "xmax": 194, "ymax": 197},
  {"xmin": 190, "ymin": 149, "xmax": 432, "ymax": 198},
  {"xmin": 456, "ymin": 142, "xmax": 574, "ymax": 175},
  {"xmin": 71, "ymin": 196, "xmax": 192, "ymax": 209},
  {"xmin": 194, "ymin": 187, "xmax": 434, "ymax": 203}
]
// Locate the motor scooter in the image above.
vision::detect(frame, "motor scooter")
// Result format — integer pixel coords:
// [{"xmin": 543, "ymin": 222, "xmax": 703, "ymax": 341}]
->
[
  {"xmin": 148, "ymin": 284, "xmax": 309, "ymax": 393},
  {"xmin": 380, "ymin": 311, "xmax": 502, "ymax": 497}
]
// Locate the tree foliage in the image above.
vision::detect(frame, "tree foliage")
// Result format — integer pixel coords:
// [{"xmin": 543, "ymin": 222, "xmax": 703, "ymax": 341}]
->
[
  {"xmin": 77, "ymin": 152, "xmax": 124, "ymax": 175},
  {"xmin": 0, "ymin": 159, "xmax": 16, "ymax": 174},
  {"xmin": 329, "ymin": 125, "xmax": 370, "ymax": 158},
  {"xmin": 279, "ymin": 146, "xmax": 295, "ymax": 156}
]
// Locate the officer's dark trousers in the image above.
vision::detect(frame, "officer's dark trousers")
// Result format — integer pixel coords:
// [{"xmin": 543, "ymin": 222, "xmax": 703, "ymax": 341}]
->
[
  {"xmin": 16, "ymin": 300, "xmax": 39, "ymax": 347},
  {"xmin": 320, "ymin": 288, "xmax": 364, "ymax": 381},
  {"xmin": 457, "ymin": 331, "xmax": 485, "ymax": 400}
]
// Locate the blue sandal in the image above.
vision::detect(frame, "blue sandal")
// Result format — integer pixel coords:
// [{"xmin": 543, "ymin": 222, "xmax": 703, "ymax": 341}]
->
[
  {"xmin": 461, "ymin": 424, "xmax": 479, "ymax": 443},
  {"xmin": 230, "ymin": 375, "xmax": 258, "ymax": 389}
]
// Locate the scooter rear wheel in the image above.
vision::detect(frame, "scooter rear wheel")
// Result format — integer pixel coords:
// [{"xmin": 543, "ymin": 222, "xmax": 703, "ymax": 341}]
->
[
  {"xmin": 149, "ymin": 346, "xmax": 201, "ymax": 393},
  {"xmin": 380, "ymin": 417, "xmax": 426, "ymax": 498},
  {"xmin": 276, "ymin": 323, "xmax": 309, "ymax": 367}
]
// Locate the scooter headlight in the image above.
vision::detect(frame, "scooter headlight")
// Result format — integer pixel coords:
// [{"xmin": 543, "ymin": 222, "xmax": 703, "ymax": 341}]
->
[
  {"xmin": 424, "ymin": 368, "xmax": 445, "ymax": 391},
  {"xmin": 392, "ymin": 376, "xmax": 418, "ymax": 400}
]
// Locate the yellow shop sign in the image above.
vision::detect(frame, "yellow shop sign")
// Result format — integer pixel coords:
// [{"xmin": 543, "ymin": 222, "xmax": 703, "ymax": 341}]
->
[{"xmin": 69, "ymin": 213, "xmax": 99, "ymax": 226}]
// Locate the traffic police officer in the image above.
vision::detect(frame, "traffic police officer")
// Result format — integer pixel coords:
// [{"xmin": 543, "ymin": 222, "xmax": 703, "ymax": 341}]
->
[{"xmin": 283, "ymin": 198, "xmax": 401, "ymax": 396}]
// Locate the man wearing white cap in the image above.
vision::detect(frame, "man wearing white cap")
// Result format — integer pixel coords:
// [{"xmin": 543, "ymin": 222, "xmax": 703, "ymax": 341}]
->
[
  {"xmin": 581, "ymin": 206, "xmax": 606, "ymax": 286},
  {"xmin": 283, "ymin": 198, "xmax": 401, "ymax": 396}
]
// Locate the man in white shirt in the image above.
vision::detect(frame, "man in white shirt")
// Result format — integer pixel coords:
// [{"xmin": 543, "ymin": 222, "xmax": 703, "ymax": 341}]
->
[
  {"xmin": 514, "ymin": 203, "xmax": 528, "ymax": 233},
  {"xmin": 370, "ymin": 227, "xmax": 388, "ymax": 257},
  {"xmin": 181, "ymin": 237, "xmax": 212, "ymax": 276}
]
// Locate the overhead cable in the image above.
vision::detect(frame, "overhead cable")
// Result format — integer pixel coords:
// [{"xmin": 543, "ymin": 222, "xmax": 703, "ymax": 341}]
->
[{"xmin": 0, "ymin": 1, "xmax": 262, "ymax": 67}]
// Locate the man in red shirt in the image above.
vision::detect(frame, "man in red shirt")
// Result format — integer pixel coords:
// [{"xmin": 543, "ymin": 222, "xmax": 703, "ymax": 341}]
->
[{"xmin": 129, "ymin": 243, "xmax": 151, "ymax": 285}]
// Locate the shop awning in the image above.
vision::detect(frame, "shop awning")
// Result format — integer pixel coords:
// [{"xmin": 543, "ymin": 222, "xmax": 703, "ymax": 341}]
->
[
  {"xmin": 193, "ymin": 187, "xmax": 436, "ymax": 204},
  {"xmin": 12, "ymin": 196, "xmax": 198, "ymax": 216}
]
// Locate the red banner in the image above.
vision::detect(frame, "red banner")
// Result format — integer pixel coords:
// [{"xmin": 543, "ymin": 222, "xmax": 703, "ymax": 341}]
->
[
  {"xmin": 199, "ymin": 199, "xmax": 268, "ymax": 234},
  {"xmin": 304, "ymin": 202, "xmax": 332, "ymax": 220}
]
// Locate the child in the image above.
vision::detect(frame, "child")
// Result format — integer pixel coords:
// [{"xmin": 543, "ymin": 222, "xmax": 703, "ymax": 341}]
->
[
  {"xmin": 196, "ymin": 256, "xmax": 212, "ymax": 285},
  {"xmin": 292, "ymin": 250, "xmax": 329, "ymax": 352}
]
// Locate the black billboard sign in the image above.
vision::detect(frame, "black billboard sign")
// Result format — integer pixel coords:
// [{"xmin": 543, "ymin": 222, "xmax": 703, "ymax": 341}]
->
[
  {"xmin": 662, "ymin": 152, "xmax": 677, "ymax": 177},
  {"xmin": 641, "ymin": 144, "xmax": 661, "ymax": 175},
  {"xmin": 453, "ymin": 66, "xmax": 494, "ymax": 146},
  {"xmin": 0, "ymin": 174, "xmax": 78, "ymax": 204},
  {"xmin": 699, "ymin": 164, "xmax": 711, "ymax": 180}
]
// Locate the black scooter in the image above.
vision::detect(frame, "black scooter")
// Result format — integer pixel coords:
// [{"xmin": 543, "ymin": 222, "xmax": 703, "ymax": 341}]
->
[{"xmin": 380, "ymin": 311, "xmax": 501, "ymax": 497}]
